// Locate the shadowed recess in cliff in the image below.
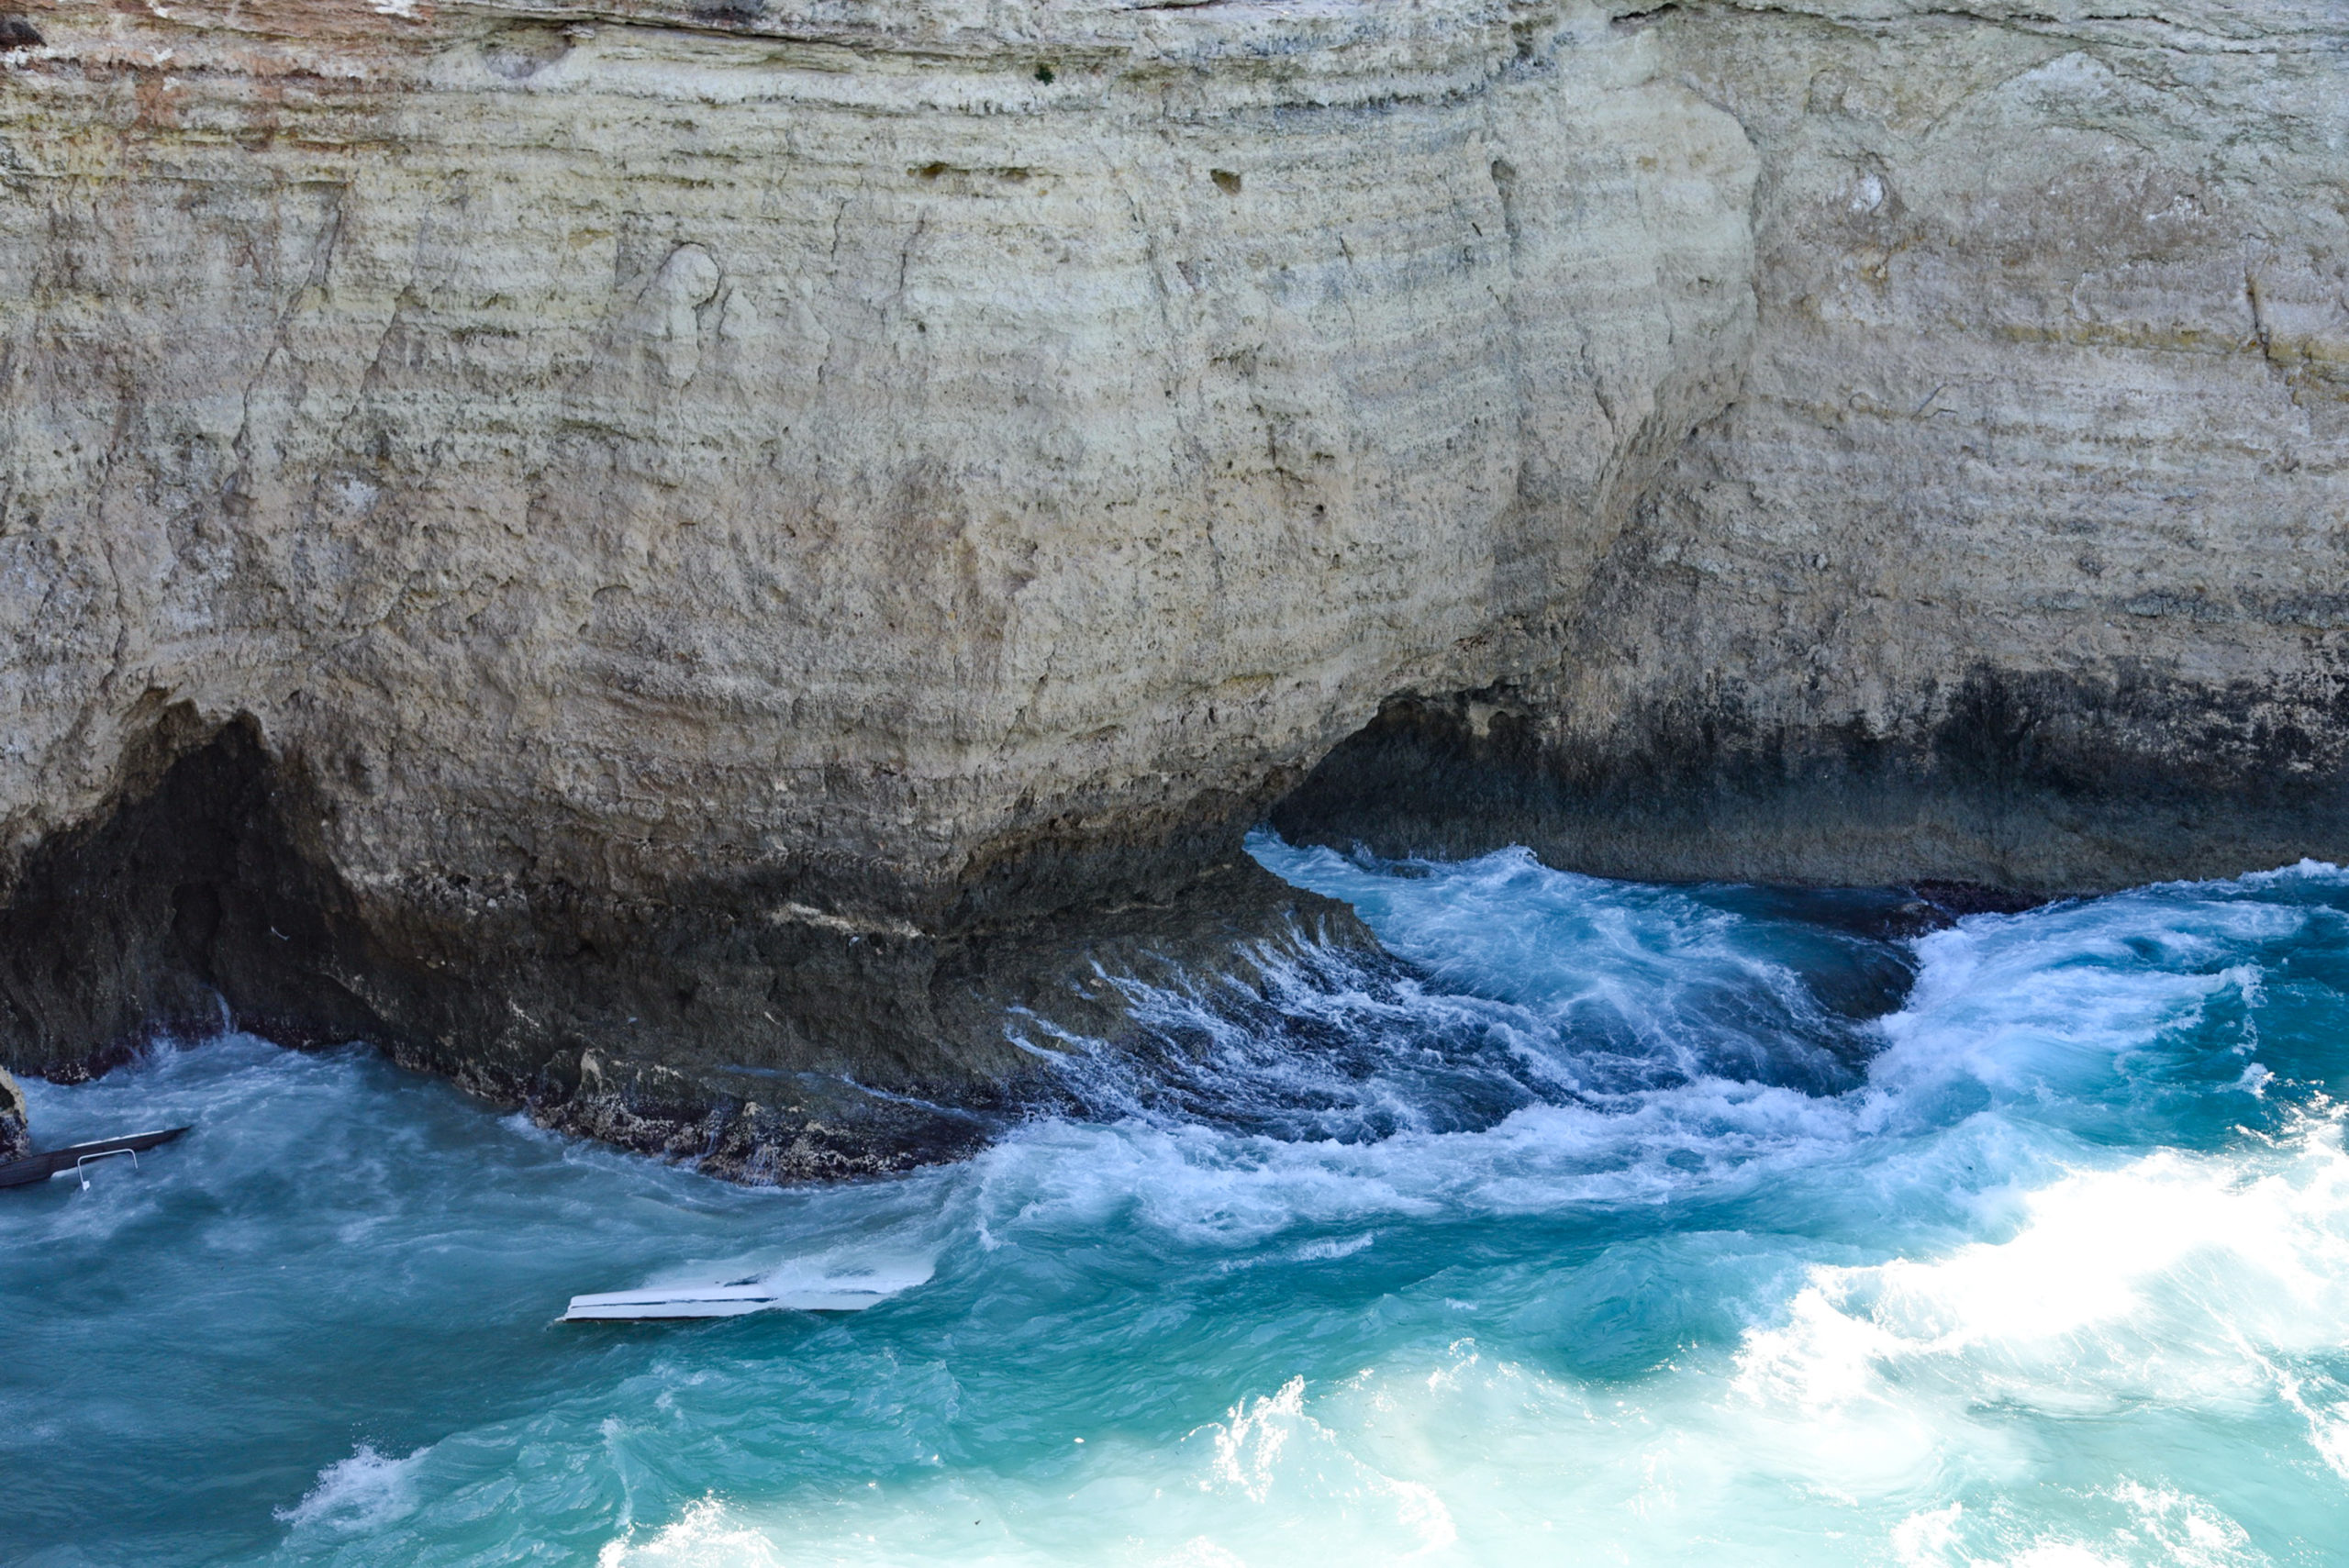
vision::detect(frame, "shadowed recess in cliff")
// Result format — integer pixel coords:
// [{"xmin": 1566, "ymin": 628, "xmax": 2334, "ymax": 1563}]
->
[
  {"xmin": 0, "ymin": 711, "xmax": 1012, "ymax": 1180},
  {"xmin": 0, "ymin": 707, "xmax": 386, "ymax": 1083},
  {"xmin": 1268, "ymin": 666, "xmax": 2349, "ymax": 896}
]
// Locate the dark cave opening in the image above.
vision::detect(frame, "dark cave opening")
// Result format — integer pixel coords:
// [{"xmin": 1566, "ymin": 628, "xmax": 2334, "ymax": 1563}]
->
[{"xmin": 0, "ymin": 709, "xmax": 384, "ymax": 1082}]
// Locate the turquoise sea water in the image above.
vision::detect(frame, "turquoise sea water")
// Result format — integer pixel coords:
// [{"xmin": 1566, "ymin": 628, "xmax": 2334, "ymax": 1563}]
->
[{"xmin": 8, "ymin": 833, "xmax": 2349, "ymax": 1565}]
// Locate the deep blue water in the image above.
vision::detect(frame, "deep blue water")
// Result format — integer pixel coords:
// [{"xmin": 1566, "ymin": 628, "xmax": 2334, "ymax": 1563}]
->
[{"xmin": 7, "ymin": 834, "xmax": 2349, "ymax": 1565}]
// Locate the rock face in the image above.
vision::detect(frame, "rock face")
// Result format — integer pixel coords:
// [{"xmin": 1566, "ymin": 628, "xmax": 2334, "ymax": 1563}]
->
[
  {"xmin": 0, "ymin": 1065, "xmax": 27, "ymax": 1162},
  {"xmin": 0, "ymin": 0, "xmax": 2341, "ymax": 1173},
  {"xmin": 1278, "ymin": 0, "xmax": 2349, "ymax": 891}
]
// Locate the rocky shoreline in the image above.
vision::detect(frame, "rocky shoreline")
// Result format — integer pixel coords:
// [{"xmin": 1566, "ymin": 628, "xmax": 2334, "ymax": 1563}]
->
[{"xmin": 3, "ymin": 0, "xmax": 2342, "ymax": 1175}]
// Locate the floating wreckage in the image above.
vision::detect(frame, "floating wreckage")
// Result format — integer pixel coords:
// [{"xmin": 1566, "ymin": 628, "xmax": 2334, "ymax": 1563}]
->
[
  {"xmin": 0, "ymin": 1127, "xmax": 190, "ymax": 1191},
  {"xmin": 562, "ymin": 1279, "xmax": 904, "ymax": 1320},
  {"xmin": 563, "ymin": 1258, "xmax": 932, "ymax": 1321}
]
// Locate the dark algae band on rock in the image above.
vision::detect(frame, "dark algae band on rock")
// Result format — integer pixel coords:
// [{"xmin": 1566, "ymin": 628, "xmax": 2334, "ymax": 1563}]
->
[
  {"xmin": 1271, "ymin": 667, "xmax": 2349, "ymax": 896},
  {"xmin": 1, "ymin": 0, "xmax": 2343, "ymax": 1176}
]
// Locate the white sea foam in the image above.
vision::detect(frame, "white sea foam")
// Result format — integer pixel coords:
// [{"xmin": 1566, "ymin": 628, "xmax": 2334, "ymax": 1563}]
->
[
  {"xmin": 274, "ymin": 1443, "xmax": 428, "ymax": 1532},
  {"xmin": 1865, "ymin": 895, "xmax": 2297, "ymax": 1118},
  {"xmin": 1732, "ymin": 1108, "xmax": 2349, "ymax": 1458},
  {"xmin": 596, "ymin": 1496, "xmax": 787, "ymax": 1568}
]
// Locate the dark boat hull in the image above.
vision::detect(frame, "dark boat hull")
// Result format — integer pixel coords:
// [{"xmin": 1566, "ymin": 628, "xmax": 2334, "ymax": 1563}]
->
[{"xmin": 0, "ymin": 1127, "xmax": 189, "ymax": 1188}]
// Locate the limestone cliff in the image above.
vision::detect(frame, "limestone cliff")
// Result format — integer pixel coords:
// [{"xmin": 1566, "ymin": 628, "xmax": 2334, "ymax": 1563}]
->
[
  {"xmin": 1279, "ymin": 0, "xmax": 2349, "ymax": 891},
  {"xmin": 0, "ymin": 0, "xmax": 2340, "ymax": 1173}
]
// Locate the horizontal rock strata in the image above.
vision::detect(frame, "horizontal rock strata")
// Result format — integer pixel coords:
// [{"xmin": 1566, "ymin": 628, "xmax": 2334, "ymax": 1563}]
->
[
  {"xmin": 1282, "ymin": 0, "xmax": 2349, "ymax": 889},
  {"xmin": 1, "ymin": 0, "xmax": 2342, "ymax": 1172}
]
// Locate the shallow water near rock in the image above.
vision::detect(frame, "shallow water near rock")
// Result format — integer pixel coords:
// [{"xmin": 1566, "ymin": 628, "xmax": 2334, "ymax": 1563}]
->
[{"xmin": 8, "ymin": 833, "xmax": 2349, "ymax": 1565}]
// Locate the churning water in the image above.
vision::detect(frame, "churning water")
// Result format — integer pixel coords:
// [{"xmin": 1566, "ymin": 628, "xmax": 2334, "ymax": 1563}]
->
[{"xmin": 8, "ymin": 833, "xmax": 2349, "ymax": 1565}]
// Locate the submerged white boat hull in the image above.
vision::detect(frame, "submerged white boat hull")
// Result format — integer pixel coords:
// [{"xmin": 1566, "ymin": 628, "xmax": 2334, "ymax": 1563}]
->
[{"xmin": 562, "ymin": 1282, "xmax": 898, "ymax": 1321}]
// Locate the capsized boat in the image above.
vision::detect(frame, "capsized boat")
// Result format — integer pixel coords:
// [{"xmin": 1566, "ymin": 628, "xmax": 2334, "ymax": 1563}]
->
[
  {"xmin": 562, "ymin": 1253, "xmax": 933, "ymax": 1321},
  {"xmin": 562, "ymin": 1277, "xmax": 907, "ymax": 1320},
  {"xmin": 0, "ymin": 1127, "xmax": 190, "ymax": 1190}
]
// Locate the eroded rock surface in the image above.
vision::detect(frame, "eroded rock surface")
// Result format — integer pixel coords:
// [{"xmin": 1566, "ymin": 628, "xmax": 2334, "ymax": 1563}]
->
[{"xmin": 1, "ymin": 0, "xmax": 2341, "ymax": 1173}]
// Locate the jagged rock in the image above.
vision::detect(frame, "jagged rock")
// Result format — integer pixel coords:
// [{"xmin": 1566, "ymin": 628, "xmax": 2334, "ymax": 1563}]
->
[{"xmin": 0, "ymin": 0, "xmax": 2341, "ymax": 1172}]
